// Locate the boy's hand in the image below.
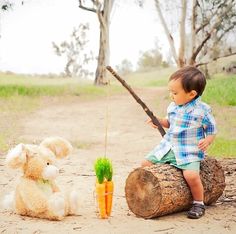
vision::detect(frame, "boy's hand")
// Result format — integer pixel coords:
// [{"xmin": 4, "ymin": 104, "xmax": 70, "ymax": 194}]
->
[
  {"xmin": 198, "ymin": 135, "xmax": 215, "ymax": 152},
  {"xmin": 146, "ymin": 117, "xmax": 170, "ymax": 129},
  {"xmin": 146, "ymin": 118, "xmax": 158, "ymax": 129},
  {"xmin": 198, "ymin": 139, "xmax": 210, "ymax": 152}
]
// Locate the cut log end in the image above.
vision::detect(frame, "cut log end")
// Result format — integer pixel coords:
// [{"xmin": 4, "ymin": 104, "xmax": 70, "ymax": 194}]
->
[
  {"xmin": 125, "ymin": 168, "xmax": 162, "ymax": 218},
  {"xmin": 125, "ymin": 157, "xmax": 225, "ymax": 218}
]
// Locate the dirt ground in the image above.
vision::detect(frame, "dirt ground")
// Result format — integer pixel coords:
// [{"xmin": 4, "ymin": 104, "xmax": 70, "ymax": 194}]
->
[{"xmin": 0, "ymin": 87, "xmax": 236, "ymax": 234}]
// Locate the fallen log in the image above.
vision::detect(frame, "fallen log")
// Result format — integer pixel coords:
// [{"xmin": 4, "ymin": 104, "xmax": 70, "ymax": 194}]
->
[{"xmin": 125, "ymin": 157, "xmax": 225, "ymax": 218}]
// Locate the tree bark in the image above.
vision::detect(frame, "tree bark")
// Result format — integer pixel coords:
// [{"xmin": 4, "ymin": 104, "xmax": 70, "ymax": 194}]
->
[
  {"xmin": 125, "ymin": 157, "xmax": 225, "ymax": 218},
  {"xmin": 94, "ymin": 1, "xmax": 111, "ymax": 85},
  {"xmin": 79, "ymin": 0, "xmax": 114, "ymax": 85},
  {"xmin": 178, "ymin": 0, "xmax": 187, "ymax": 68},
  {"xmin": 189, "ymin": 0, "xmax": 197, "ymax": 66}
]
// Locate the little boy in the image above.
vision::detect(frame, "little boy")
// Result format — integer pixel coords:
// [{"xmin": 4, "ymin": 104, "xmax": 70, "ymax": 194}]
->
[{"xmin": 141, "ymin": 66, "xmax": 217, "ymax": 219}]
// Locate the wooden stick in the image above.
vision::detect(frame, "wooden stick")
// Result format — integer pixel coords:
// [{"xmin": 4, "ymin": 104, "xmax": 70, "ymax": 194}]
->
[{"xmin": 106, "ymin": 66, "xmax": 166, "ymax": 137}]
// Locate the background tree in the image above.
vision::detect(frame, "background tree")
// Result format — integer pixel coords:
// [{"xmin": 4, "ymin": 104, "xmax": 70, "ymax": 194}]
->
[
  {"xmin": 154, "ymin": 0, "xmax": 236, "ymax": 68},
  {"xmin": 52, "ymin": 23, "xmax": 94, "ymax": 78},
  {"xmin": 0, "ymin": 1, "xmax": 24, "ymax": 38},
  {"xmin": 0, "ymin": 0, "xmax": 12, "ymax": 38},
  {"xmin": 78, "ymin": 0, "xmax": 144, "ymax": 85},
  {"xmin": 116, "ymin": 59, "xmax": 133, "ymax": 75},
  {"xmin": 137, "ymin": 49, "xmax": 163, "ymax": 71},
  {"xmin": 137, "ymin": 42, "xmax": 169, "ymax": 71},
  {"xmin": 0, "ymin": 0, "xmax": 12, "ymax": 11},
  {"xmin": 78, "ymin": 0, "xmax": 114, "ymax": 85}
]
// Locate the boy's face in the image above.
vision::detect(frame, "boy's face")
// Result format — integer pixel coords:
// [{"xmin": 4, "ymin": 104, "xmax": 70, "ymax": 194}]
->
[{"xmin": 168, "ymin": 78, "xmax": 197, "ymax": 106}]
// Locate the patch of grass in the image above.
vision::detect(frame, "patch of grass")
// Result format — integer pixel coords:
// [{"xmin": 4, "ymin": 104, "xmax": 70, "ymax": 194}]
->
[
  {"xmin": 0, "ymin": 83, "xmax": 111, "ymax": 98},
  {"xmin": 208, "ymin": 137, "xmax": 236, "ymax": 158},
  {"xmin": 202, "ymin": 74, "xmax": 236, "ymax": 106},
  {"xmin": 0, "ymin": 73, "xmax": 123, "ymax": 98},
  {"xmin": 0, "ymin": 84, "xmax": 67, "ymax": 97}
]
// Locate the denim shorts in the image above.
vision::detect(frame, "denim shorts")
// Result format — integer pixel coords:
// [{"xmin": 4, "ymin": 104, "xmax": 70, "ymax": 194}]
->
[{"xmin": 145, "ymin": 150, "xmax": 200, "ymax": 171}]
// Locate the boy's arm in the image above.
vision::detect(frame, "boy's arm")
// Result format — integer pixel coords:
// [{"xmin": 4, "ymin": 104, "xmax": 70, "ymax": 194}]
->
[
  {"xmin": 147, "ymin": 102, "xmax": 174, "ymax": 129},
  {"xmin": 158, "ymin": 118, "xmax": 170, "ymax": 128},
  {"xmin": 199, "ymin": 108, "xmax": 217, "ymax": 152}
]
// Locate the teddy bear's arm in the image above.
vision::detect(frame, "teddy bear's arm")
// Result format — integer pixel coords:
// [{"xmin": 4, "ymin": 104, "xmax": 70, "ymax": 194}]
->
[
  {"xmin": 51, "ymin": 181, "xmax": 60, "ymax": 192},
  {"xmin": 19, "ymin": 179, "xmax": 48, "ymax": 213}
]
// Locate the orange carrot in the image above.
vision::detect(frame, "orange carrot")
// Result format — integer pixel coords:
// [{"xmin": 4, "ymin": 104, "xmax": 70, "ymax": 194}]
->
[
  {"xmin": 94, "ymin": 158, "xmax": 107, "ymax": 219},
  {"xmin": 94, "ymin": 157, "xmax": 113, "ymax": 218},
  {"xmin": 103, "ymin": 158, "xmax": 113, "ymax": 217},
  {"xmin": 105, "ymin": 180, "xmax": 114, "ymax": 216},
  {"xmin": 96, "ymin": 181, "xmax": 107, "ymax": 219}
]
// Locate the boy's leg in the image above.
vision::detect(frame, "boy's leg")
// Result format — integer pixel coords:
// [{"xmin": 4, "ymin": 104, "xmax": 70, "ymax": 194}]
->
[
  {"xmin": 183, "ymin": 170, "xmax": 204, "ymax": 201},
  {"xmin": 142, "ymin": 150, "xmax": 175, "ymax": 167},
  {"xmin": 182, "ymin": 170, "xmax": 205, "ymax": 219}
]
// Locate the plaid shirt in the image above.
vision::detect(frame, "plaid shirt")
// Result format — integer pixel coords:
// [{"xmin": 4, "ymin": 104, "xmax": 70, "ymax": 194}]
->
[{"xmin": 149, "ymin": 97, "xmax": 217, "ymax": 165}]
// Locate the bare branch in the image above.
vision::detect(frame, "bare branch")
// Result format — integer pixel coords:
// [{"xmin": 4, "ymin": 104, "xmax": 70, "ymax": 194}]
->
[
  {"xmin": 196, "ymin": 20, "xmax": 210, "ymax": 34},
  {"xmin": 191, "ymin": 2, "xmax": 235, "ymax": 63},
  {"xmin": 196, "ymin": 0, "xmax": 234, "ymax": 34},
  {"xmin": 154, "ymin": 0, "xmax": 178, "ymax": 65},
  {"xmin": 216, "ymin": 23, "xmax": 236, "ymax": 42},
  {"xmin": 191, "ymin": 32, "xmax": 211, "ymax": 63},
  {"xmin": 196, "ymin": 52, "xmax": 236, "ymax": 67},
  {"xmin": 78, "ymin": 0, "xmax": 96, "ymax": 13}
]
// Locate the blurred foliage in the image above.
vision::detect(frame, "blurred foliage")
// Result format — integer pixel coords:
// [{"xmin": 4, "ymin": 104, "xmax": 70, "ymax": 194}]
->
[
  {"xmin": 115, "ymin": 59, "xmax": 133, "ymax": 75},
  {"xmin": 52, "ymin": 23, "xmax": 95, "ymax": 78},
  {"xmin": 202, "ymin": 74, "xmax": 236, "ymax": 106}
]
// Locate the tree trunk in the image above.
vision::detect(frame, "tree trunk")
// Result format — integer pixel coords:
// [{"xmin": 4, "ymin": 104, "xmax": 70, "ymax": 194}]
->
[
  {"xmin": 94, "ymin": 27, "xmax": 108, "ymax": 85},
  {"xmin": 154, "ymin": 0, "xmax": 178, "ymax": 65},
  {"xmin": 178, "ymin": 0, "xmax": 187, "ymax": 68},
  {"xmin": 125, "ymin": 157, "xmax": 225, "ymax": 219},
  {"xmin": 78, "ymin": 0, "xmax": 114, "ymax": 85},
  {"xmin": 94, "ymin": 0, "xmax": 113, "ymax": 85},
  {"xmin": 189, "ymin": 0, "xmax": 197, "ymax": 66}
]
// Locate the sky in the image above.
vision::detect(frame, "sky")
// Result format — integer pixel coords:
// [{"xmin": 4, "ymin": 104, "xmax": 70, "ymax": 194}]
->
[{"xmin": 0, "ymin": 0, "xmax": 168, "ymax": 75}]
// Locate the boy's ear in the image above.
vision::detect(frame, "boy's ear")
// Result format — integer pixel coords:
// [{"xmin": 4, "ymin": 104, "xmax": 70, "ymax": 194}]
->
[
  {"xmin": 190, "ymin": 90, "xmax": 198, "ymax": 98},
  {"xmin": 6, "ymin": 144, "xmax": 27, "ymax": 169}
]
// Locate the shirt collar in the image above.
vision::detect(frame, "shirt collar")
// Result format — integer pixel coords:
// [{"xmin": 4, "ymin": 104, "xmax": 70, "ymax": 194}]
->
[{"xmin": 176, "ymin": 96, "xmax": 201, "ymax": 113}]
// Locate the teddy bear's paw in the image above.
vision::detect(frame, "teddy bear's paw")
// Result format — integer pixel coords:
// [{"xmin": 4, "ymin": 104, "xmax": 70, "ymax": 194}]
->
[
  {"xmin": 2, "ymin": 191, "xmax": 15, "ymax": 210},
  {"xmin": 69, "ymin": 190, "xmax": 79, "ymax": 215},
  {"xmin": 48, "ymin": 193, "xmax": 65, "ymax": 217}
]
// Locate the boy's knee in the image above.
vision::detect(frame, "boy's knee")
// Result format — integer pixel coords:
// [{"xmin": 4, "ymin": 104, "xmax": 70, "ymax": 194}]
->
[
  {"xmin": 183, "ymin": 170, "xmax": 200, "ymax": 184},
  {"xmin": 141, "ymin": 160, "xmax": 154, "ymax": 167}
]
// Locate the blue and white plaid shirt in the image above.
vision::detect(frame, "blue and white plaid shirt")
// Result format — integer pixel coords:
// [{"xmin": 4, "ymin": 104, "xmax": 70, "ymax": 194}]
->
[{"xmin": 149, "ymin": 97, "xmax": 217, "ymax": 165}]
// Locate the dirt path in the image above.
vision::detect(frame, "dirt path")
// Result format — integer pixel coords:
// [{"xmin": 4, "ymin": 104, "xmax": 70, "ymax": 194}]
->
[{"xmin": 0, "ymin": 87, "xmax": 235, "ymax": 234}]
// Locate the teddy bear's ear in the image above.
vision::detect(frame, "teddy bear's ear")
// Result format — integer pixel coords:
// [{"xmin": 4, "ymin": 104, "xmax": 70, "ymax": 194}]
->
[
  {"xmin": 5, "ymin": 143, "xmax": 27, "ymax": 169},
  {"xmin": 40, "ymin": 137, "xmax": 73, "ymax": 159}
]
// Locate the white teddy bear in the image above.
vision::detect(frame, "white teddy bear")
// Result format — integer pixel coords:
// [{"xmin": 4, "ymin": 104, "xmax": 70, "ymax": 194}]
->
[{"xmin": 2, "ymin": 137, "xmax": 79, "ymax": 221}]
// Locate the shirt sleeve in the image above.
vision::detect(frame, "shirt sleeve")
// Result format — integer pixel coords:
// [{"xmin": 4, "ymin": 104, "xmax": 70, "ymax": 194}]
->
[
  {"xmin": 166, "ymin": 102, "xmax": 175, "ymax": 120},
  {"xmin": 202, "ymin": 108, "xmax": 217, "ymax": 135}
]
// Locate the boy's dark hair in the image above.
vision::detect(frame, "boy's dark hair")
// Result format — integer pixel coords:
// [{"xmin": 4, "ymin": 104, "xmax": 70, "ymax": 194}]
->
[{"xmin": 169, "ymin": 66, "xmax": 206, "ymax": 97}]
